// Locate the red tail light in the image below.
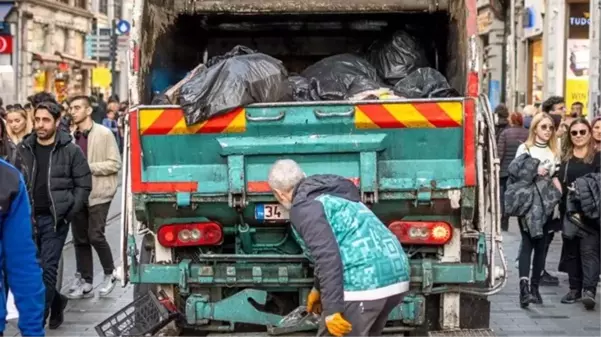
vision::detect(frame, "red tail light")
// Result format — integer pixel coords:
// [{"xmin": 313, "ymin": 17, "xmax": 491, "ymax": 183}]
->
[
  {"xmin": 157, "ymin": 222, "xmax": 223, "ymax": 247},
  {"xmin": 388, "ymin": 221, "xmax": 453, "ymax": 245}
]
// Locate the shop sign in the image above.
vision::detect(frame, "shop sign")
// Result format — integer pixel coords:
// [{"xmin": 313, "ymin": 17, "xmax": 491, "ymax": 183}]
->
[
  {"xmin": 477, "ymin": 9, "xmax": 493, "ymax": 35},
  {"xmin": 569, "ymin": 13, "xmax": 590, "ymax": 27},
  {"xmin": 0, "ymin": 35, "xmax": 12, "ymax": 54}
]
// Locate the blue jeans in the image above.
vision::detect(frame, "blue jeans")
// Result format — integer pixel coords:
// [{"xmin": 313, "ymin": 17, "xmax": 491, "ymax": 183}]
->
[{"xmin": 35, "ymin": 214, "xmax": 68, "ymax": 321}]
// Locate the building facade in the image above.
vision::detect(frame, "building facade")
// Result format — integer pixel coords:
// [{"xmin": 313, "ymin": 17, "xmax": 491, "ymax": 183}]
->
[
  {"xmin": 508, "ymin": 0, "xmax": 599, "ymax": 116},
  {"xmin": 87, "ymin": 0, "xmax": 130, "ymax": 100},
  {"xmin": 1, "ymin": 0, "xmax": 96, "ymax": 103},
  {"xmin": 477, "ymin": 0, "xmax": 507, "ymax": 111}
]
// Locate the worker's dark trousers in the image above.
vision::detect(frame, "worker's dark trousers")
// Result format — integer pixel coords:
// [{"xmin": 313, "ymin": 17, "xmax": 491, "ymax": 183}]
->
[
  {"xmin": 36, "ymin": 214, "xmax": 69, "ymax": 321},
  {"xmin": 317, "ymin": 293, "xmax": 404, "ymax": 337},
  {"xmin": 72, "ymin": 202, "xmax": 115, "ymax": 284}
]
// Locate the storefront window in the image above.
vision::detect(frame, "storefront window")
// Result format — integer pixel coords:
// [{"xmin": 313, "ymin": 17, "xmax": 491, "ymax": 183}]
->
[
  {"xmin": 528, "ymin": 39, "xmax": 544, "ymax": 105},
  {"xmin": 565, "ymin": 3, "xmax": 590, "ymax": 115}
]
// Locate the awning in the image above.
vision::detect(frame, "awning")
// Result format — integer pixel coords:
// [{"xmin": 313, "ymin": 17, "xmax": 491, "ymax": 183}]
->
[
  {"xmin": 81, "ymin": 58, "xmax": 98, "ymax": 69},
  {"xmin": 54, "ymin": 51, "xmax": 98, "ymax": 69},
  {"xmin": 0, "ymin": 3, "xmax": 14, "ymax": 21},
  {"xmin": 32, "ymin": 52, "xmax": 62, "ymax": 64}
]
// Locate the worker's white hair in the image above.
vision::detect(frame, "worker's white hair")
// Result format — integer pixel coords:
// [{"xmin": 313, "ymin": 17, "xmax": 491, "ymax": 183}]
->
[{"xmin": 268, "ymin": 159, "xmax": 306, "ymax": 192}]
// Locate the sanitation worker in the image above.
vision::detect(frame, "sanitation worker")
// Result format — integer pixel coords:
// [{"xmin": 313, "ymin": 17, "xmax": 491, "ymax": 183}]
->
[{"xmin": 267, "ymin": 159, "xmax": 411, "ymax": 337}]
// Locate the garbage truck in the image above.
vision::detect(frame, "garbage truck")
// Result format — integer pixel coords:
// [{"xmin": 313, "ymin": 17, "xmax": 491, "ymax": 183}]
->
[{"xmin": 97, "ymin": 0, "xmax": 509, "ymax": 335}]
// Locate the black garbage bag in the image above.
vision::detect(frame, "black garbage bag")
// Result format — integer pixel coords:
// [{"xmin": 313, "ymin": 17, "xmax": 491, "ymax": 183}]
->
[
  {"xmin": 151, "ymin": 87, "xmax": 173, "ymax": 105},
  {"xmin": 393, "ymin": 67, "xmax": 460, "ymax": 98},
  {"xmin": 367, "ymin": 30, "xmax": 429, "ymax": 85},
  {"xmin": 206, "ymin": 45, "xmax": 256, "ymax": 68},
  {"xmin": 288, "ymin": 76, "xmax": 311, "ymax": 101},
  {"xmin": 301, "ymin": 54, "xmax": 384, "ymax": 101},
  {"xmin": 179, "ymin": 53, "xmax": 291, "ymax": 125}
]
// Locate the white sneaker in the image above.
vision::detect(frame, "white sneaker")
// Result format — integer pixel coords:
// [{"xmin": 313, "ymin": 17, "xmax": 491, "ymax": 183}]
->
[
  {"xmin": 68, "ymin": 274, "xmax": 83, "ymax": 293},
  {"xmin": 98, "ymin": 271, "xmax": 117, "ymax": 297},
  {"xmin": 65, "ymin": 282, "xmax": 94, "ymax": 299}
]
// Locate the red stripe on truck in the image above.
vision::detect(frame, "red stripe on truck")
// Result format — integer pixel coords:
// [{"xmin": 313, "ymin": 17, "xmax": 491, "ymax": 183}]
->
[{"xmin": 129, "ymin": 111, "xmax": 198, "ymax": 193}]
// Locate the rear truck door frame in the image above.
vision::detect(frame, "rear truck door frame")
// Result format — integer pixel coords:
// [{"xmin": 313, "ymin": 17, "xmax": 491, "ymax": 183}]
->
[{"xmin": 125, "ymin": 0, "xmax": 493, "ymax": 331}]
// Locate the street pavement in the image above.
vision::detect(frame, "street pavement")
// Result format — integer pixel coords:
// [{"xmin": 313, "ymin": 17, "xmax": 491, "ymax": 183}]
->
[
  {"xmin": 3, "ymin": 196, "xmax": 600, "ymax": 336},
  {"xmin": 489, "ymin": 220, "xmax": 601, "ymax": 336}
]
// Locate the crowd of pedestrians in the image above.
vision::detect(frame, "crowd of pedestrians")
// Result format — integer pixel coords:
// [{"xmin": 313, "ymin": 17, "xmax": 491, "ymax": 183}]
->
[
  {"xmin": 496, "ymin": 97, "xmax": 601, "ymax": 311},
  {"xmin": 0, "ymin": 91, "xmax": 127, "ymax": 336}
]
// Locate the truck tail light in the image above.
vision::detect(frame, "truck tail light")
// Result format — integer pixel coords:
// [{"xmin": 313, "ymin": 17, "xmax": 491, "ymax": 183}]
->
[
  {"xmin": 157, "ymin": 222, "xmax": 223, "ymax": 247},
  {"xmin": 388, "ymin": 221, "xmax": 453, "ymax": 245}
]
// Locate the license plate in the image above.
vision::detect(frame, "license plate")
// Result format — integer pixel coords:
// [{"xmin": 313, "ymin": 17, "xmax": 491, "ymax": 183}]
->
[{"xmin": 255, "ymin": 204, "xmax": 290, "ymax": 221}]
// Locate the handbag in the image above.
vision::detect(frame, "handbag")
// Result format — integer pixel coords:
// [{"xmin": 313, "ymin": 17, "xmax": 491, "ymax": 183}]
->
[{"xmin": 560, "ymin": 160, "xmax": 594, "ymax": 238}]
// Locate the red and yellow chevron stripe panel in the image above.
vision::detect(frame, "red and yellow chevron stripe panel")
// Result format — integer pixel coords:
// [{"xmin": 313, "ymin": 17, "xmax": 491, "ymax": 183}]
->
[
  {"xmin": 139, "ymin": 108, "xmax": 246, "ymax": 135},
  {"xmin": 355, "ymin": 101, "xmax": 463, "ymax": 129}
]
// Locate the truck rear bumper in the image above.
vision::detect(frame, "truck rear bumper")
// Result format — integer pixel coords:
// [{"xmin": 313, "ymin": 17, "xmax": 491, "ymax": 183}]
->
[{"xmin": 130, "ymin": 258, "xmax": 488, "ymax": 291}]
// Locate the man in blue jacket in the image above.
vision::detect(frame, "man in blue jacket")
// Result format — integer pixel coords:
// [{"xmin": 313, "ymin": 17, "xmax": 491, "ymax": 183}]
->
[
  {"xmin": 268, "ymin": 159, "xmax": 410, "ymax": 337},
  {"xmin": 0, "ymin": 158, "xmax": 46, "ymax": 336}
]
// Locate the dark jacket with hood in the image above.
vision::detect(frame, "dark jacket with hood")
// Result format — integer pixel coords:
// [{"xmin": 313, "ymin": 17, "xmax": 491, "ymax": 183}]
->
[
  {"xmin": 504, "ymin": 153, "xmax": 562, "ymax": 238},
  {"xmin": 19, "ymin": 130, "xmax": 92, "ymax": 227},
  {"xmin": 495, "ymin": 118, "xmax": 509, "ymax": 142},
  {"xmin": 497, "ymin": 126, "xmax": 529, "ymax": 178},
  {"xmin": 289, "ymin": 174, "xmax": 410, "ymax": 316}
]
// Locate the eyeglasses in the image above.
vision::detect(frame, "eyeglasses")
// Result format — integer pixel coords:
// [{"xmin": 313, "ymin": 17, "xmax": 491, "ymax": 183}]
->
[
  {"xmin": 539, "ymin": 124, "xmax": 554, "ymax": 131},
  {"xmin": 570, "ymin": 129, "xmax": 588, "ymax": 137}
]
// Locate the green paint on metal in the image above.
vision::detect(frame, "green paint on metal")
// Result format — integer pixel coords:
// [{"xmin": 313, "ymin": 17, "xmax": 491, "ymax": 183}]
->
[
  {"xmin": 414, "ymin": 170, "xmax": 434, "ymax": 206},
  {"xmin": 132, "ymin": 260, "xmax": 483, "ymax": 285},
  {"xmin": 387, "ymin": 294, "xmax": 426, "ymax": 325},
  {"xmin": 176, "ymin": 192, "xmax": 191, "ymax": 207},
  {"xmin": 178, "ymin": 259, "xmax": 191, "ymax": 295},
  {"xmin": 421, "ymin": 260, "xmax": 433, "ymax": 294},
  {"xmin": 227, "ymin": 155, "xmax": 245, "ymax": 197},
  {"xmin": 476, "ymin": 232, "xmax": 487, "ymax": 280},
  {"xmin": 186, "ymin": 289, "xmax": 283, "ymax": 326},
  {"xmin": 217, "ymin": 134, "xmax": 388, "ymax": 155},
  {"xmin": 359, "ymin": 151, "xmax": 377, "ymax": 197}
]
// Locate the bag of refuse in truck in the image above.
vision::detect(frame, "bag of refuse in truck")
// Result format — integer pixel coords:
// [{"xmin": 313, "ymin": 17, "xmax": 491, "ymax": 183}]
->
[
  {"xmin": 302, "ymin": 53, "xmax": 385, "ymax": 101},
  {"xmin": 178, "ymin": 52, "xmax": 291, "ymax": 125},
  {"xmin": 367, "ymin": 30, "xmax": 430, "ymax": 85},
  {"xmin": 288, "ymin": 75, "xmax": 312, "ymax": 101},
  {"xmin": 152, "ymin": 64, "xmax": 207, "ymax": 105},
  {"xmin": 205, "ymin": 45, "xmax": 256, "ymax": 68},
  {"xmin": 393, "ymin": 67, "xmax": 460, "ymax": 99},
  {"xmin": 349, "ymin": 88, "xmax": 402, "ymax": 100}
]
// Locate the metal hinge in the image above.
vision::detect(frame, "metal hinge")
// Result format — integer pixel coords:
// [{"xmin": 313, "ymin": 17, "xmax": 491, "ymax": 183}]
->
[
  {"xmin": 227, "ymin": 155, "xmax": 247, "ymax": 209},
  {"xmin": 414, "ymin": 171, "xmax": 434, "ymax": 207},
  {"xmin": 360, "ymin": 152, "xmax": 379, "ymax": 204}
]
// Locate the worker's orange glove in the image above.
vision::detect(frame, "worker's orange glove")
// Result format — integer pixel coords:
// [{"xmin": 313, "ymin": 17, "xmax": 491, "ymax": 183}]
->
[
  {"xmin": 306, "ymin": 288, "xmax": 322, "ymax": 314},
  {"xmin": 325, "ymin": 313, "xmax": 352, "ymax": 337}
]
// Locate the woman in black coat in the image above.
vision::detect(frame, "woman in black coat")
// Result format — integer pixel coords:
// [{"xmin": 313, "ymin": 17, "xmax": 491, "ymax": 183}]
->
[{"xmin": 557, "ymin": 118, "xmax": 601, "ymax": 310}]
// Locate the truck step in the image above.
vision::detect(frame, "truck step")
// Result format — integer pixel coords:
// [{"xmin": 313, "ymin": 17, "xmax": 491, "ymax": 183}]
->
[{"xmin": 428, "ymin": 329, "xmax": 496, "ymax": 337}]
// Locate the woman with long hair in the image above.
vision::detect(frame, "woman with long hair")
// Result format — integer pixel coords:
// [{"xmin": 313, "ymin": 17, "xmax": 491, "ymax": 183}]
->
[
  {"xmin": 513, "ymin": 113, "xmax": 562, "ymax": 307},
  {"xmin": 591, "ymin": 117, "xmax": 601, "ymax": 151},
  {"xmin": 0, "ymin": 118, "xmax": 22, "ymax": 170},
  {"xmin": 557, "ymin": 118, "xmax": 601, "ymax": 310},
  {"xmin": 4, "ymin": 104, "xmax": 32, "ymax": 144}
]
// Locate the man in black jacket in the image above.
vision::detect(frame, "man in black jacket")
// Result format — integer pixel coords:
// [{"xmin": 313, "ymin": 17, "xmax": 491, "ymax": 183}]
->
[{"xmin": 18, "ymin": 101, "xmax": 92, "ymax": 330}]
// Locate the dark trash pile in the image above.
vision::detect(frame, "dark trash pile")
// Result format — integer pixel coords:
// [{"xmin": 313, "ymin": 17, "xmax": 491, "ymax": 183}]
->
[{"xmin": 155, "ymin": 30, "xmax": 459, "ymax": 126}]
